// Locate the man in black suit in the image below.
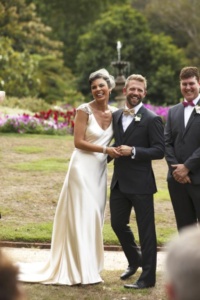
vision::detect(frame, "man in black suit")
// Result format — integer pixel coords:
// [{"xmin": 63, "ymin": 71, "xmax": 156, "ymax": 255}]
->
[
  {"xmin": 165, "ymin": 66, "xmax": 200, "ymax": 230},
  {"xmin": 110, "ymin": 74, "xmax": 165, "ymax": 289}
]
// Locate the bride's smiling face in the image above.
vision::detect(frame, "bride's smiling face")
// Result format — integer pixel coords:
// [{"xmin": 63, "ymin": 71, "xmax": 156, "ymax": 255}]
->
[{"xmin": 91, "ymin": 78, "xmax": 111, "ymax": 103}]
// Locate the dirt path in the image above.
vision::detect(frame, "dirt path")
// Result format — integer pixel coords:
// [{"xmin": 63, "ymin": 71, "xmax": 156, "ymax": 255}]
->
[{"xmin": 3, "ymin": 247, "xmax": 166, "ymax": 272}]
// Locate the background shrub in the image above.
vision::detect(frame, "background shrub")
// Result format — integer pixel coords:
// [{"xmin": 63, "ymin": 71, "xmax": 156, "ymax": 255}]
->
[{"xmin": 2, "ymin": 97, "xmax": 51, "ymax": 112}]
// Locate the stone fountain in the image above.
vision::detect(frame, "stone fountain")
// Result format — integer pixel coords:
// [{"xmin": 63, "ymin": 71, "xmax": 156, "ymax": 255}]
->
[{"xmin": 111, "ymin": 41, "xmax": 129, "ymax": 108}]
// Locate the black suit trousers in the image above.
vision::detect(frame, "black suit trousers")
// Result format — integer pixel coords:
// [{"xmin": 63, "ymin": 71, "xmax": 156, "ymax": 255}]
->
[
  {"xmin": 168, "ymin": 178, "xmax": 200, "ymax": 230},
  {"xmin": 110, "ymin": 185, "xmax": 157, "ymax": 285}
]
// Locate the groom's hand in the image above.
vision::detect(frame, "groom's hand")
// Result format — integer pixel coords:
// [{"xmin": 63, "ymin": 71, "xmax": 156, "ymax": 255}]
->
[{"xmin": 117, "ymin": 145, "xmax": 132, "ymax": 156}]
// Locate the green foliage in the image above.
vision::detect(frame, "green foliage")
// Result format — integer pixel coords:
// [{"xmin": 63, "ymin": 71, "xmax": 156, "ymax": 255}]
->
[
  {"xmin": 76, "ymin": 4, "xmax": 187, "ymax": 104},
  {"xmin": 34, "ymin": 55, "xmax": 85, "ymax": 104},
  {"xmin": 0, "ymin": 37, "xmax": 40, "ymax": 97},
  {"xmin": 27, "ymin": 0, "xmax": 129, "ymax": 71},
  {"xmin": 2, "ymin": 96, "xmax": 51, "ymax": 112},
  {"xmin": 0, "ymin": 0, "xmax": 62, "ymax": 56},
  {"xmin": 0, "ymin": 0, "xmax": 83, "ymax": 103},
  {"xmin": 141, "ymin": 0, "xmax": 200, "ymax": 66}
]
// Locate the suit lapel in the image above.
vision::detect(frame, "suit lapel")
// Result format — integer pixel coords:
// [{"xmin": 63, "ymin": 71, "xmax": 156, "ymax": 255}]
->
[
  {"xmin": 178, "ymin": 104, "xmax": 186, "ymax": 135},
  {"xmin": 114, "ymin": 109, "xmax": 124, "ymax": 144},
  {"xmin": 183, "ymin": 106, "xmax": 198, "ymax": 137},
  {"xmin": 182, "ymin": 99, "xmax": 200, "ymax": 137}
]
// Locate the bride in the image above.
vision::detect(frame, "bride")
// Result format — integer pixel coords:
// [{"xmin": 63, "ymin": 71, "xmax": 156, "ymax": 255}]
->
[{"xmin": 18, "ymin": 69, "xmax": 120, "ymax": 285}]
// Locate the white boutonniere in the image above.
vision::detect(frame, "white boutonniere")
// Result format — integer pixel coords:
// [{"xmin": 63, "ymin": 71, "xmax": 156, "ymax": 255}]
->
[
  {"xmin": 134, "ymin": 114, "xmax": 142, "ymax": 122},
  {"xmin": 195, "ymin": 105, "xmax": 200, "ymax": 114}
]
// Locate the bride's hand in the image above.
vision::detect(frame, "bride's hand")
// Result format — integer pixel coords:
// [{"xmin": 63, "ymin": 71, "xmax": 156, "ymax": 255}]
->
[{"xmin": 106, "ymin": 147, "xmax": 121, "ymax": 158}]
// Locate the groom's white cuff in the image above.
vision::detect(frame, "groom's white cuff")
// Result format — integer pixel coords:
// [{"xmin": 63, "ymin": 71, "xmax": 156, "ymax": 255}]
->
[{"xmin": 131, "ymin": 147, "xmax": 136, "ymax": 159}]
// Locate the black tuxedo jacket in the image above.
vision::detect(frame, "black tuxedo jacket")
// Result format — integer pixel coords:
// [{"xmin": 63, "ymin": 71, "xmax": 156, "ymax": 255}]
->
[
  {"xmin": 165, "ymin": 101, "xmax": 200, "ymax": 184},
  {"xmin": 111, "ymin": 106, "xmax": 165, "ymax": 194}
]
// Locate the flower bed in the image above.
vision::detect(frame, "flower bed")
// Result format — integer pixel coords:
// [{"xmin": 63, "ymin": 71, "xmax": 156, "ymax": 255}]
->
[
  {"xmin": 0, "ymin": 104, "xmax": 170, "ymax": 135},
  {"xmin": 0, "ymin": 107, "xmax": 76, "ymax": 135}
]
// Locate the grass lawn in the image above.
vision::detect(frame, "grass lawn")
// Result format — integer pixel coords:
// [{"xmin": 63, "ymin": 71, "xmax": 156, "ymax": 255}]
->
[
  {"xmin": 22, "ymin": 271, "xmax": 167, "ymax": 300},
  {"xmin": 0, "ymin": 133, "xmax": 176, "ymax": 246},
  {"xmin": 0, "ymin": 133, "xmax": 173, "ymax": 299}
]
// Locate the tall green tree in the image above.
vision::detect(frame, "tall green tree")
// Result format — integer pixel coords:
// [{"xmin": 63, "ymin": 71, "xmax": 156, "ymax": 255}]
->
[
  {"xmin": 0, "ymin": 37, "xmax": 40, "ymax": 97},
  {"xmin": 0, "ymin": 0, "xmax": 62, "ymax": 55},
  {"xmin": 25, "ymin": 0, "xmax": 128, "ymax": 71},
  {"xmin": 137, "ymin": 0, "xmax": 200, "ymax": 66},
  {"xmin": 0, "ymin": 0, "xmax": 81, "ymax": 102},
  {"xmin": 34, "ymin": 55, "xmax": 84, "ymax": 104},
  {"xmin": 76, "ymin": 5, "xmax": 187, "ymax": 104}
]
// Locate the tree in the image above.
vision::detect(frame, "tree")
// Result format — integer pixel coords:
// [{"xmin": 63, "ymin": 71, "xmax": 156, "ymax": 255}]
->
[
  {"xmin": 34, "ymin": 55, "xmax": 84, "ymax": 104},
  {"xmin": 0, "ymin": 37, "xmax": 40, "ymax": 97},
  {"xmin": 25, "ymin": 0, "xmax": 129, "ymax": 71},
  {"xmin": 0, "ymin": 0, "xmax": 82, "ymax": 102},
  {"xmin": 140, "ymin": 0, "xmax": 200, "ymax": 66},
  {"xmin": 75, "ymin": 5, "xmax": 187, "ymax": 104},
  {"xmin": 0, "ymin": 0, "xmax": 62, "ymax": 56}
]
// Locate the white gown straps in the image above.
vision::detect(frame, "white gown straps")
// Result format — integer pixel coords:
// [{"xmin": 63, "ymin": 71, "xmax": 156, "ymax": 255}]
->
[{"xmin": 18, "ymin": 103, "xmax": 117, "ymax": 285}]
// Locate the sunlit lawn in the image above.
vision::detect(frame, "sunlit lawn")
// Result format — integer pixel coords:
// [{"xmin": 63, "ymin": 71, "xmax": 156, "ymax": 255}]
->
[
  {"xmin": 0, "ymin": 133, "xmax": 173, "ymax": 299},
  {"xmin": 0, "ymin": 133, "xmax": 176, "ymax": 246}
]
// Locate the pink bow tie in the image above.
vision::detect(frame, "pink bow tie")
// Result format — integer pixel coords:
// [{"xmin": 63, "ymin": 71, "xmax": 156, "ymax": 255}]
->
[{"xmin": 182, "ymin": 101, "xmax": 195, "ymax": 107}]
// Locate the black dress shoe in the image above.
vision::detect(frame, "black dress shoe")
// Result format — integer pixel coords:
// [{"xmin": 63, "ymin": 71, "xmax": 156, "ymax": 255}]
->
[
  {"xmin": 120, "ymin": 266, "xmax": 139, "ymax": 280},
  {"xmin": 124, "ymin": 280, "xmax": 155, "ymax": 289}
]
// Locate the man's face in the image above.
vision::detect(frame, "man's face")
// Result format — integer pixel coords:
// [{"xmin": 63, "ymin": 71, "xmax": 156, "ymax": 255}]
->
[
  {"xmin": 180, "ymin": 76, "xmax": 200, "ymax": 102},
  {"xmin": 123, "ymin": 79, "xmax": 146, "ymax": 108}
]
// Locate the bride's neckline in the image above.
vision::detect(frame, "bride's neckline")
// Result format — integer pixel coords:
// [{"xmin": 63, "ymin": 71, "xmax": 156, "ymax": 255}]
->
[
  {"xmin": 88, "ymin": 104, "xmax": 112, "ymax": 131},
  {"xmin": 89, "ymin": 102, "xmax": 110, "ymax": 113}
]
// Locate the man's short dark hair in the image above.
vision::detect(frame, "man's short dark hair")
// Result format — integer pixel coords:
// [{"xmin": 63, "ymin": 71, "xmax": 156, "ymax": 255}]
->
[{"xmin": 180, "ymin": 66, "xmax": 200, "ymax": 81}]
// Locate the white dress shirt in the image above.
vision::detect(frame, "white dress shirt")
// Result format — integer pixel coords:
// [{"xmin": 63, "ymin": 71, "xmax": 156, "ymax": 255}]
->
[
  {"xmin": 122, "ymin": 102, "xmax": 143, "ymax": 131},
  {"xmin": 184, "ymin": 96, "xmax": 199, "ymax": 127}
]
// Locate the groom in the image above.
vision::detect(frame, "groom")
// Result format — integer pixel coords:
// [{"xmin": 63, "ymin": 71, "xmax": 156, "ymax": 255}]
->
[{"xmin": 110, "ymin": 74, "xmax": 165, "ymax": 289}]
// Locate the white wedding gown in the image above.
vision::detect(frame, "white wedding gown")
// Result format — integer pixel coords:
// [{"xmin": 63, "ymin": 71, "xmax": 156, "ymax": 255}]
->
[{"xmin": 18, "ymin": 103, "xmax": 117, "ymax": 285}]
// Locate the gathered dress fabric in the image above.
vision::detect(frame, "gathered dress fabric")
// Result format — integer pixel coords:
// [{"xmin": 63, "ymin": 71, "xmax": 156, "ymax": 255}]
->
[{"xmin": 18, "ymin": 103, "xmax": 116, "ymax": 285}]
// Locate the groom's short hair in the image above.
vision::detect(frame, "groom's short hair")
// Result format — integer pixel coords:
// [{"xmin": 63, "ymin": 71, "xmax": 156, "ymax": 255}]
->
[{"xmin": 125, "ymin": 74, "xmax": 147, "ymax": 90}]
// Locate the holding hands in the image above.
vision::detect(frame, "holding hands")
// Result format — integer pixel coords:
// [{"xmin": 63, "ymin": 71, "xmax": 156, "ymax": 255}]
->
[
  {"xmin": 117, "ymin": 145, "xmax": 132, "ymax": 156},
  {"xmin": 106, "ymin": 147, "xmax": 121, "ymax": 158},
  {"xmin": 106, "ymin": 145, "xmax": 132, "ymax": 158}
]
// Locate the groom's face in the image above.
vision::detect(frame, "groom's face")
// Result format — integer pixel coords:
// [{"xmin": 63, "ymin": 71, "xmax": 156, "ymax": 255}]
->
[{"xmin": 123, "ymin": 80, "xmax": 146, "ymax": 108}]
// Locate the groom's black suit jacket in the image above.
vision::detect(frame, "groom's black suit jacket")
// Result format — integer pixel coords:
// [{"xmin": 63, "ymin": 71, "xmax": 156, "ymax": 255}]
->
[
  {"xmin": 165, "ymin": 101, "xmax": 200, "ymax": 184},
  {"xmin": 111, "ymin": 106, "xmax": 165, "ymax": 194}
]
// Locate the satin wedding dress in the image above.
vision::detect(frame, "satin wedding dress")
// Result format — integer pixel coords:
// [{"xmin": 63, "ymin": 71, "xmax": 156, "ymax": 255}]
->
[{"xmin": 18, "ymin": 103, "xmax": 117, "ymax": 285}]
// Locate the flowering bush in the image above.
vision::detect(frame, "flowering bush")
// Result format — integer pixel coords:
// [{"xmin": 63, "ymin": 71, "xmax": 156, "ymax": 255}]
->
[
  {"xmin": 144, "ymin": 104, "xmax": 170, "ymax": 122},
  {"xmin": 0, "ymin": 107, "xmax": 76, "ymax": 135},
  {"xmin": 0, "ymin": 103, "xmax": 170, "ymax": 135}
]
